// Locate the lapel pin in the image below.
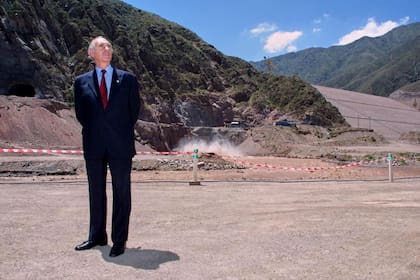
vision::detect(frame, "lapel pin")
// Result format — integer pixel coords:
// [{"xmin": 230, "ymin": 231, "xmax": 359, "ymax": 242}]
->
[{"xmin": 116, "ymin": 80, "xmax": 120, "ymax": 83}]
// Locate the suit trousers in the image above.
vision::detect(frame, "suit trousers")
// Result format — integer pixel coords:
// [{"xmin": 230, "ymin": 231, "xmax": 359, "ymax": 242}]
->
[{"xmin": 85, "ymin": 157, "xmax": 132, "ymax": 245}]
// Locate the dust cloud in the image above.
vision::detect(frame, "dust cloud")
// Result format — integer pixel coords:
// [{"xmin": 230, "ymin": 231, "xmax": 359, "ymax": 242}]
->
[{"xmin": 177, "ymin": 139, "xmax": 244, "ymax": 157}]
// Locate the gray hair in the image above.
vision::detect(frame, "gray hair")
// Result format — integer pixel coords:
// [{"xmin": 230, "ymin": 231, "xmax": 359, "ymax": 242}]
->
[{"xmin": 88, "ymin": 36, "xmax": 108, "ymax": 50}]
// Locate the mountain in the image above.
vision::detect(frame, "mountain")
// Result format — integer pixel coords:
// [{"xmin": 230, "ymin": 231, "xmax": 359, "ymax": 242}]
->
[
  {"xmin": 251, "ymin": 22, "xmax": 420, "ymax": 97},
  {"xmin": 0, "ymin": 0, "xmax": 346, "ymax": 151}
]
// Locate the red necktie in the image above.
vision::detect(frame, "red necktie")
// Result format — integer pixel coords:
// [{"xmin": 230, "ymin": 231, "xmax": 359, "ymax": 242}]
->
[{"xmin": 99, "ymin": 69, "xmax": 108, "ymax": 108}]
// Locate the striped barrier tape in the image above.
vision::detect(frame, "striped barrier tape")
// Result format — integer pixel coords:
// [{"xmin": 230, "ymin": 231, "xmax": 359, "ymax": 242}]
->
[
  {"xmin": 1, "ymin": 148, "xmax": 410, "ymax": 172},
  {"xmin": 0, "ymin": 148, "xmax": 83, "ymax": 154},
  {"xmin": 0, "ymin": 148, "xmax": 192, "ymax": 156},
  {"xmin": 223, "ymin": 155, "xmax": 413, "ymax": 171}
]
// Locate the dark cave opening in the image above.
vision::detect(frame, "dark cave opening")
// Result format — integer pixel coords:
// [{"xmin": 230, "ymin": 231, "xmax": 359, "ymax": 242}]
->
[{"xmin": 8, "ymin": 84, "xmax": 36, "ymax": 97}]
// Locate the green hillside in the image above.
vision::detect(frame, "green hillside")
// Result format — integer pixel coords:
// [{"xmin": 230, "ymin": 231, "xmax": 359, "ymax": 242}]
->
[{"xmin": 252, "ymin": 22, "xmax": 420, "ymax": 96}]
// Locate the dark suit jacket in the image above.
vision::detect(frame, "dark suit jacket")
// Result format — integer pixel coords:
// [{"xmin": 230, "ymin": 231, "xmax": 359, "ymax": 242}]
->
[{"xmin": 74, "ymin": 68, "xmax": 140, "ymax": 160}]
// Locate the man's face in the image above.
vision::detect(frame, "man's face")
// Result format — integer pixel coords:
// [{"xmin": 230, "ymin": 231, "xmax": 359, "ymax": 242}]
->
[{"xmin": 89, "ymin": 37, "xmax": 113, "ymax": 67}]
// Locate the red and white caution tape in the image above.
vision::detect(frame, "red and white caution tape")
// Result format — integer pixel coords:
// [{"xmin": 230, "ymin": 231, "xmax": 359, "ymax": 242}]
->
[
  {"xmin": 0, "ymin": 148, "xmax": 83, "ymax": 154},
  {"xmin": 1, "ymin": 148, "xmax": 406, "ymax": 172},
  {"xmin": 0, "ymin": 148, "xmax": 192, "ymax": 156},
  {"xmin": 136, "ymin": 151, "xmax": 193, "ymax": 155},
  {"xmin": 226, "ymin": 157, "xmax": 367, "ymax": 172}
]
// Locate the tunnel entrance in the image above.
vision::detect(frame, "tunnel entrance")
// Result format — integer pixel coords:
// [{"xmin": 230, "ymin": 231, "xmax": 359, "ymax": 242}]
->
[{"xmin": 8, "ymin": 84, "xmax": 36, "ymax": 97}]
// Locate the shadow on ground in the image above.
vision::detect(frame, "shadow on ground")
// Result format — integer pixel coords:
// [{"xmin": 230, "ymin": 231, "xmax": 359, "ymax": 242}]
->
[{"xmin": 98, "ymin": 246, "xmax": 180, "ymax": 270}]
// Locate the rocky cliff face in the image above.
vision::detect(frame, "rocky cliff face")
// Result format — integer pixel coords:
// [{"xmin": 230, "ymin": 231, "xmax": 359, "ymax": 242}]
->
[
  {"xmin": 0, "ymin": 0, "xmax": 70, "ymax": 99},
  {"xmin": 0, "ymin": 0, "xmax": 347, "ymax": 151}
]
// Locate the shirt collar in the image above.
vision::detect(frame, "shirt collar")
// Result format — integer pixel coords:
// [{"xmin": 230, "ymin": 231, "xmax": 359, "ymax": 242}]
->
[{"xmin": 95, "ymin": 65, "xmax": 113, "ymax": 74}]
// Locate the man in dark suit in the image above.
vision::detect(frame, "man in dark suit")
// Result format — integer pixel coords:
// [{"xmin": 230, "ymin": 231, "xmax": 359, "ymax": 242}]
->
[{"xmin": 73, "ymin": 36, "xmax": 140, "ymax": 257}]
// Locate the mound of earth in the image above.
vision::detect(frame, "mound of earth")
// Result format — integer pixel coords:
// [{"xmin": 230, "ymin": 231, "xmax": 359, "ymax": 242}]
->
[{"xmin": 0, "ymin": 96, "xmax": 81, "ymax": 149}]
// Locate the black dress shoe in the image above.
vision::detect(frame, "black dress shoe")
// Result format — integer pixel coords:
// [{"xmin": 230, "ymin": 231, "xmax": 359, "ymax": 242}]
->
[
  {"xmin": 75, "ymin": 239, "xmax": 107, "ymax": 251},
  {"xmin": 109, "ymin": 243, "xmax": 125, "ymax": 257}
]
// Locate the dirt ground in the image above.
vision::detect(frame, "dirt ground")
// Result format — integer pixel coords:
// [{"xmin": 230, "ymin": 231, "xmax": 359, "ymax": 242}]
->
[
  {"xmin": 0, "ymin": 150, "xmax": 420, "ymax": 280},
  {"xmin": 1, "ymin": 175, "xmax": 420, "ymax": 279}
]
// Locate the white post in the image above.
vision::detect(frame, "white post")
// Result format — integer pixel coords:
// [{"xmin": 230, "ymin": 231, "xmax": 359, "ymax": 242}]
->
[
  {"xmin": 189, "ymin": 149, "xmax": 201, "ymax": 185},
  {"xmin": 388, "ymin": 153, "xmax": 394, "ymax": 183}
]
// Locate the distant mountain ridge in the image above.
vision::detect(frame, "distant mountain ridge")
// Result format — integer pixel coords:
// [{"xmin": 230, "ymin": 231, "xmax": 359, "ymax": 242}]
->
[{"xmin": 251, "ymin": 22, "xmax": 420, "ymax": 96}]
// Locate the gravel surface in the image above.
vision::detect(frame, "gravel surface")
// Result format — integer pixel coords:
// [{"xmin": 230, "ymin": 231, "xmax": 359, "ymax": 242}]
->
[{"xmin": 1, "ymin": 178, "xmax": 420, "ymax": 279}]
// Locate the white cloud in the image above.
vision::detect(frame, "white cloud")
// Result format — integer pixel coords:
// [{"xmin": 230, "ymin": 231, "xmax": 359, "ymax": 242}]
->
[
  {"xmin": 250, "ymin": 23, "xmax": 278, "ymax": 35},
  {"xmin": 313, "ymin": 28, "xmax": 321, "ymax": 33},
  {"xmin": 264, "ymin": 31, "xmax": 303, "ymax": 53},
  {"xmin": 400, "ymin": 16, "xmax": 410, "ymax": 25},
  {"xmin": 338, "ymin": 17, "xmax": 410, "ymax": 45},
  {"xmin": 248, "ymin": 22, "xmax": 303, "ymax": 54}
]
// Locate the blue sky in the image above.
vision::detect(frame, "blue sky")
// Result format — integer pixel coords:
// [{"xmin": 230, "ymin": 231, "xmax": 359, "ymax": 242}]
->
[{"xmin": 122, "ymin": 0, "xmax": 419, "ymax": 61}]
